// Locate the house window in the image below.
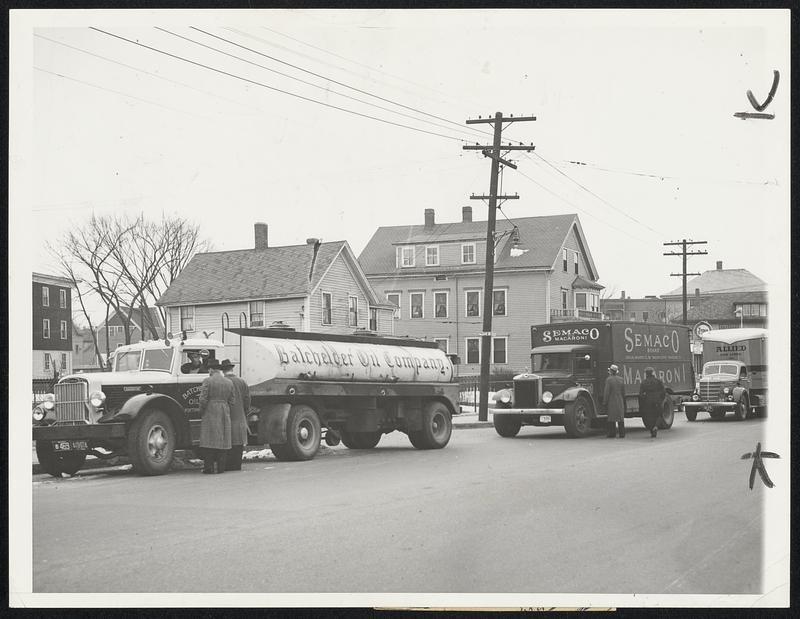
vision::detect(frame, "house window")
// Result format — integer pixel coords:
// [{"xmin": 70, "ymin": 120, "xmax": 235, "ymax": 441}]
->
[
  {"xmin": 492, "ymin": 337, "xmax": 507, "ymax": 364},
  {"xmin": 562, "ymin": 248, "xmax": 568, "ymax": 272},
  {"xmin": 643, "ymin": 311, "xmax": 649, "ymax": 322},
  {"xmin": 249, "ymin": 300, "xmax": 264, "ymax": 327},
  {"xmin": 591, "ymin": 293, "xmax": 599, "ymax": 313},
  {"xmin": 575, "ymin": 292, "xmax": 587, "ymax": 310},
  {"xmin": 397, "ymin": 246, "xmax": 415, "ymax": 268},
  {"xmin": 42, "ymin": 286, "xmax": 50, "ymax": 307},
  {"xmin": 180, "ymin": 306, "xmax": 194, "ymax": 332},
  {"xmin": 630, "ymin": 311, "xmax": 637, "ymax": 320},
  {"xmin": 461, "ymin": 243, "xmax": 476, "ymax": 264},
  {"xmin": 493, "ymin": 290, "xmax": 507, "ymax": 316},
  {"xmin": 574, "ymin": 252, "xmax": 579, "ymax": 275},
  {"xmin": 61, "ymin": 353, "xmax": 67, "ymax": 370},
  {"xmin": 410, "ymin": 292, "xmax": 424, "ymax": 319},
  {"xmin": 43, "ymin": 319, "xmax": 50, "ymax": 339},
  {"xmin": 735, "ymin": 302, "xmax": 767, "ymax": 317},
  {"xmin": 321, "ymin": 293, "xmax": 332, "ymax": 325},
  {"xmin": 561, "ymin": 290, "xmax": 568, "ymax": 310},
  {"xmin": 434, "ymin": 338, "xmax": 449, "ymax": 353},
  {"xmin": 425, "ymin": 245, "xmax": 439, "ymax": 266},
  {"xmin": 59, "ymin": 289, "xmax": 67, "ymax": 309},
  {"xmin": 348, "ymin": 296, "xmax": 359, "ymax": 326},
  {"xmin": 466, "ymin": 338, "xmax": 480, "ymax": 364},
  {"xmin": 386, "ymin": 293, "xmax": 401, "ymax": 319},
  {"xmin": 466, "ymin": 290, "xmax": 480, "ymax": 317},
  {"xmin": 434, "ymin": 291, "xmax": 448, "ymax": 318},
  {"xmin": 44, "ymin": 353, "xmax": 51, "ymax": 371},
  {"xmin": 60, "ymin": 320, "xmax": 68, "ymax": 340},
  {"xmin": 369, "ymin": 307, "xmax": 378, "ymax": 331}
]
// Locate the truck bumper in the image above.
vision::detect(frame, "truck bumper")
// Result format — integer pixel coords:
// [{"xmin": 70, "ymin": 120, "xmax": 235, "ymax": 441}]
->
[
  {"xmin": 683, "ymin": 402, "xmax": 737, "ymax": 412},
  {"xmin": 490, "ymin": 407, "xmax": 565, "ymax": 426},
  {"xmin": 33, "ymin": 423, "xmax": 127, "ymax": 441}
]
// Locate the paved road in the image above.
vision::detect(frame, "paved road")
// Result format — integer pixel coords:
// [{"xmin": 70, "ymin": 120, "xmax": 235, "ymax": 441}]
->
[{"xmin": 33, "ymin": 416, "xmax": 766, "ymax": 594}]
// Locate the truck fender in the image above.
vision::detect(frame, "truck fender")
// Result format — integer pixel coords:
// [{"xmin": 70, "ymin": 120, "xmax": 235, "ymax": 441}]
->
[
  {"xmin": 110, "ymin": 393, "xmax": 191, "ymax": 446},
  {"xmin": 257, "ymin": 402, "xmax": 292, "ymax": 445},
  {"xmin": 732, "ymin": 386, "xmax": 749, "ymax": 404},
  {"xmin": 558, "ymin": 386, "xmax": 596, "ymax": 410}
]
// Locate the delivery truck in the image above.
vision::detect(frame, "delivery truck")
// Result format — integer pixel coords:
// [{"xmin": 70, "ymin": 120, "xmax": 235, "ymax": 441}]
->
[
  {"xmin": 683, "ymin": 327, "xmax": 767, "ymax": 421},
  {"xmin": 490, "ymin": 321, "xmax": 694, "ymax": 438},
  {"xmin": 32, "ymin": 328, "xmax": 459, "ymax": 477}
]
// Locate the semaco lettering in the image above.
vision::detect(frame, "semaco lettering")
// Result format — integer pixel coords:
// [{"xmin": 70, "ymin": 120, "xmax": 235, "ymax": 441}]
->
[
  {"xmin": 541, "ymin": 327, "xmax": 599, "ymax": 343},
  {"xmin": 624, "ymin": 328, "xmax": 680, "ymax": 353}
]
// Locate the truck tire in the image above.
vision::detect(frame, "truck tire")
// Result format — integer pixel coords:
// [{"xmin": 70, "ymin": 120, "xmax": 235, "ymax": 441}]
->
[
  {"xmin": 409, "ymin": 401, "xmax": 452, "ymax": 449},
  {"xmin": 564, "ymin": 395, "xmax": 592, "ymax": 438},
  {"xmin": 709, "ymin": 409, "xmax": 726, "ymax": 420},
  {"xmin": 127, "ymin": 409, "xmax": 176, "ymax": 476},
  {"xmin": 734, "ymin": 397, "xmax": 749, "ymax": 421},
  {"xmin": 493, "ymin": 416, "xmax": 522, "ymax": 438},
  {"xmin": 685, "ymin": 410, "xmax": 697, "ymax": 422},
  {"xmin": 35, "ymin": 441, "xmax": 86, "ymax": 478},
  {"xmin": 340, "ymin": 430, "xmax": 382, "ymax": 449},
  {"xmin": 657, "ymin": 399, "xmax": 675, "ymax": 430},
  {"xmin": 272, "ymin": 404, "xmax": 321, "ymax": 461}
]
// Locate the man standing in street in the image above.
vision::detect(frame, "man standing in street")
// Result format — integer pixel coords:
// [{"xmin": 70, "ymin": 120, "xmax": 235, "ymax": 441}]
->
[
  {"xmin": 221, "ymin": 359, "xmax": 250, "ymax": 471},
  {"xmin": 198, "ymin": 359, "xmax": 234, "ymax": 474},
  {"xmin": 639, "ymin": 367, "xmax": 666, "ymax": 438},
  {"xmin": 603, "ymin": 364, "xmax": 626, "ymax": 438}
]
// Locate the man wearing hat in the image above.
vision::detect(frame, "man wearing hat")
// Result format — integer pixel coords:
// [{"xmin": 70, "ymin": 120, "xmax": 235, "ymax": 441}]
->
[
  {"xmin": 639, "ymin": 367, "xmax": 667, "ymax": 438},
  {"xmin": 198, "ymin": 358, "xmax": 234, "ymax": 473},
  {"xmin": 181, "ymin": 349, "xmax": 209, "ymax": 374},
  {"xmin": 603, "ymin": 364, "xmax": 626, "ymax": 438},
  {"xmin": 221, "ymin": 359, "xmax": 250, "ymax": 471}
]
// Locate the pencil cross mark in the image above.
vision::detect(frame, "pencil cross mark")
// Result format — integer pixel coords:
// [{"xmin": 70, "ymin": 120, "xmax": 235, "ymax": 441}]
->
[{"xmin": 741, "ymin": 441, "xmax": 780, "ymax": 489}]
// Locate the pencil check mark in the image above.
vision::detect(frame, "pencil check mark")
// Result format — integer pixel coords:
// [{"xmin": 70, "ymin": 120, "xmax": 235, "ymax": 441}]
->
[{"xmin": 746, "ymin": 70, "xmax": 780, "ymax": 112}]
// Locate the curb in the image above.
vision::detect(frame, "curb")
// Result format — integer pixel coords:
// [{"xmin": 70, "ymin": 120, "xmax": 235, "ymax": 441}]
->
[{"xmin": 454, "ymin": 422, "xmax": 493, "ymax": 429}]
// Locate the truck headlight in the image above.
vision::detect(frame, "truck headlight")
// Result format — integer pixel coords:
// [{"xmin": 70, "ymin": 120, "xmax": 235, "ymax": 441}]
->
[
  {"xmin": 89, "ymin": 390, "xmax": 107, "ymax": 408},
  {"xmin": 723, "ymin": 387, "xmax": 730, "ymax": 395},
  {"xmin": 42, "ymin": 393, "xmax": 55, "ymax": 410},
  {"xmin": 542, "ymin": 391, "xmax": 553, "ymax": 403},
  {"xmin": 32, "ymin": 405, "xmax": 45, "ymax": 422},
  {"xmin": 494, "ymin": 389, "xmax": 512, "ymax": 404},
  {"xmin": 692, "ymin": 394, "xmax": 699, "ymax": 401}
]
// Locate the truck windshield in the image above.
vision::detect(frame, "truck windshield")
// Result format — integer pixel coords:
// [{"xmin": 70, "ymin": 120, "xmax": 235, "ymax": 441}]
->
[
  {"xmin": 533, "ymin": 353, "xmax": 571, "ymax": 372},
  {"xmin": 114, "ymin": 350, "xmax": 142, "ymax": 372},
  {"xmin": 703, "ymin": 363, "xmax": 739, "ymax": 376},
  {"xmin": 143, "ymin": 348, "xmax": 174, "ymax": 371}
]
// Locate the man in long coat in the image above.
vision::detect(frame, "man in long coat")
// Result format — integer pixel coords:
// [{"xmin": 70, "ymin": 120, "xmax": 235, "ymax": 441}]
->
[
  {"xmin": 221, "ymin": 359, "xmax": 250, "ymax": 471},
  {"xmin": 639, "ymin": 367, "xmax": 666, "ymax": 438},
  {"xmin": 603, "ymin": 364, "xmax": 626, "ymax": 438},
  {"xmin": 198, "ymin": 359, "xmax": 234, "ymax": 474}
]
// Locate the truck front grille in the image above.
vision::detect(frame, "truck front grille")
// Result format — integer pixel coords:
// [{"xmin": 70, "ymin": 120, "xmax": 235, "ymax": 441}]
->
[
  {"xmin": 54, "ymin": 380, "xmax": 89, "ymax": 425},
  {"xmin": 699, "ymin": 382, "xmax": 725, "ymax": 401},
  {"xmin": 514, "ymin": 379, "xmax": 539, "ymax": 408}
]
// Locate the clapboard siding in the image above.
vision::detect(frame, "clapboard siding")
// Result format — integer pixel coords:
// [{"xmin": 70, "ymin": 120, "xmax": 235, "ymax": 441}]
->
[
  {"xmin": 550, "ymin": 225, "xmax": 595, "ymax": 310},
  {"xmin": 394, "ymin": 239, "xmax": 488, "ymax": 270}
]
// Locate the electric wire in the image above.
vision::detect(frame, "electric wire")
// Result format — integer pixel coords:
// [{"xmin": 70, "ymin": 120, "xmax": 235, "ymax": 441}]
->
[
  {"xmin": 89, "ymin": 27, "xmax": 469, "ymax": 144},
  {"xmin": 154, "ymin": 26, "xmax": 484, "ymax": 140}
]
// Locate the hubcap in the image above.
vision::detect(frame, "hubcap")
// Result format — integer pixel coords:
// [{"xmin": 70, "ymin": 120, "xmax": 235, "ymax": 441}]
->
[
  {"xmin": 298, "ymin": 422, "xmax": 312, "ymax": 445},
  {"xmin": 147, "ymin": 425, "xmax": 168, "ymax": 461},
  {"xmin": 430, "ymin": 413, "xmax": 447, "ymax": 439},
  {"xmin": 575, "ymin": 404, "xmax": 587, "ymax": 429}
]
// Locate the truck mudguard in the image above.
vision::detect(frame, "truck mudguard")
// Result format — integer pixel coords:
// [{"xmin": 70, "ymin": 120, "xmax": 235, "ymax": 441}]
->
[
  {"xmin": 112, "ymin": 392, "xmax": 185, "ymax": 423},
  {"xmin": 732, "ymin": 386, "xmax": 748, "ymax": 403},
  {"xmin": 257, "ymin": 402, "xmax": 292, "ymax": 444},
  {"xmin": 557, "ymin": 385, "xmax": 594, "ymax": 406}
]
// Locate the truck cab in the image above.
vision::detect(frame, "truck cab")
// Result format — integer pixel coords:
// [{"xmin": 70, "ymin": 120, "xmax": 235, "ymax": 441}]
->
[{"xmin": 684, "ymin": 360, "xmax": 752, "ymax": 421}]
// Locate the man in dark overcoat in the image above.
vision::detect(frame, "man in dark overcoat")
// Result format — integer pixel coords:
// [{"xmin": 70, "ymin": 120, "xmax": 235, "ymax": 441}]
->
[
  {"xmin": 639, "ymin": 367, "xmax": 666, "ymax": 438},
  {"xmin": 603, "ymin": 364, "xmax": 626, "ymax": 438},
  {"xmin": 221, "ymin": 359, "xmax": 250, "ymax": 471},
  {"xmin": 198, "ymin": 359, "xmax": 234, "ymax": 474}
]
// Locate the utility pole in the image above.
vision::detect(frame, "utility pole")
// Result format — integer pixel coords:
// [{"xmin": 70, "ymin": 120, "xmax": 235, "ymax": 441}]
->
[
  {"xmin": 464, "ymin": 112, "xmax": 536, "ymax": 421},
  {"xmin": 663, "ymin": 239, "xmax": 708, "ymax": 325}
]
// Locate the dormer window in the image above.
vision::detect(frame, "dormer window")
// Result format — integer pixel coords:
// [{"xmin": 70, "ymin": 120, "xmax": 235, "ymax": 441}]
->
[
  {"xmin": 397, "ymin": 246, "xmax": 415, "ymax": 268},
  {"xmin": 425, "ymin": 245, "xmax": 439, "ymax": 266},
  {"xmin": 462, "ymin": 243, "xmax": 476, "ymax": 264}
]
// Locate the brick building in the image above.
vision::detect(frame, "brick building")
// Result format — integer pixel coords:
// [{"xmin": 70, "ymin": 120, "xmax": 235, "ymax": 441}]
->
[{"xmin": 32, "ymin": 273, "xmax": 73, "ymax": 380}]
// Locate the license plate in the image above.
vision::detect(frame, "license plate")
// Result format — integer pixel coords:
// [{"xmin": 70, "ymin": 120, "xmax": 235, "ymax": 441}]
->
[
  {"xmin": 539, "ymin": 415, "xmax": 551, "ymax": 423},
  {"xmin": 53, "ymin": 440, "xmax": 88, "ymax": 452}
]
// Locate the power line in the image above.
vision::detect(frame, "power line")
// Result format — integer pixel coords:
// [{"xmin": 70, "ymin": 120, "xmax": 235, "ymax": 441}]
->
[
  {"xmin": 89, "ymin": 27, "xmax": 469, "ymax": 144},
  {"xmin": 154, "ymin": 26, "xmax": 483, "ymax": 141},
  {"xmin": 188, "ymin": 26, "xmax": 493, "ymax": 142}
]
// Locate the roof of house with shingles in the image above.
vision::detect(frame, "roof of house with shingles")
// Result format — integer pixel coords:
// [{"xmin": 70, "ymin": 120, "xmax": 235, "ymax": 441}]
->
[
  {"xmin": 157, "ymin": 241, "xmax": 377, "ymax": 306},
  {"xmin": 686, "ymin": 290, "xmax": 768, "ymax": 322},
  {"xmin": 359, "ymin": 213, "xmax": 599, "ymax": 279},
  {"xmin": 664, "ymin": 268, "xmax": 766, "ymax": 297},
  {"xmin": 98, "ymin": 307, "xmax": 165, "ymax": 332}
]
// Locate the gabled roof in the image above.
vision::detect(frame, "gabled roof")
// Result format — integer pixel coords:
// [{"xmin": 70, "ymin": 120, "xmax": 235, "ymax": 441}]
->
[
  {"xmin": 158, "ymin": 241, "xmax": 380, "ymax": 306},
  {"xmin": 97, "ymin": 307, "xmax": 165, "ymax": 333},
  {"xmin": 664, "ymin": 268, "xmax": 766, "ymax": 297},
  {"xmin": 572, "ymin": 275, "xmax": 605, "ymax": 290},
  {"xmin": 359, "ymin": 213, "xmax": 599, "ymax": 279}
]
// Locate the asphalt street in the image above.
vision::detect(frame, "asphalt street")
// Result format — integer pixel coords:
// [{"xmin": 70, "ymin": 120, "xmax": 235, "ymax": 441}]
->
[{"xmin": 32, "ymin": 416, "xmax": 766, "ymax": 594}]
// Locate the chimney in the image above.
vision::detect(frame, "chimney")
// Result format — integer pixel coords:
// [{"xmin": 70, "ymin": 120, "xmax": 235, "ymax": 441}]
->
[
  {"xmin": 307, "ymin": 238, "xmax": 321, "ymax": 281},
  {"xmin": 254, "ymin": 222, "xmax": 269, "ymax": 250},
  {"xmin": 424, "ymin": 208, "xmax": 435, "ymax": 229},
  {"xmin": 462, "ymin": 206, "xmax": 473, "ymax": 223},
  {"xmin": 695, "ymin": 288, "xmax": 701, "ymax": 298},
  {"xmin": 716, "ymin": 261, "xmax": 723, "ymax": 270},
  {"xmin": 621, "ymin": 291, "xmax": 626, "ymax": 299}
]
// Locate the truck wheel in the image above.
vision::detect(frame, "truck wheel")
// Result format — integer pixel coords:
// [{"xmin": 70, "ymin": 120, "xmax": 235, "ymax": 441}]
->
[
  {"xmin": 734, "ymin": 398, "xmax": 749, "ymax": 421},
  {"xmin": 493, "ymin": 416, "xmax": 521, "ymax": 438},
  {"xmin": 564, "ymin": 396, "xmax": 592, "ymax": 438},
  {"xmin": 274, "ymin": 404, "xmax": 321, "ymax": 461},
  {"xmin": 127, "ymin": 409, "xmax": 176, "ymax": 476},
  {"xmin": 685, "ymin": 410, "xmax": 697, "ymax": 422},
  {"xmin": 340, "ymin": 430, "xmax": 382, "ymax": 449},
  {"xmin": 658, "ymin": 399, "xmax": 675, "ymax": 429},
  {"xmin": 35, "ymin": 441, "xmax": 86, "ymax": 478},
  {"xmin": 710, "ymin": 410, "xmax": 726, "ymax": 420},
  {"xmin": 410, "ymin": 401, "xmax": 452, "ymax": 449}
]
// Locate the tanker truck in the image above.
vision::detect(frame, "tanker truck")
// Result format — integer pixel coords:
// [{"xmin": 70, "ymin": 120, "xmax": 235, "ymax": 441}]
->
[
  {"xmin": 683, "ymin": 328, "xmax": 767, "ymax": 421},
  {"xmin": 32, "ymin": 329, "xmax": 459, "ymax": 477}
]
